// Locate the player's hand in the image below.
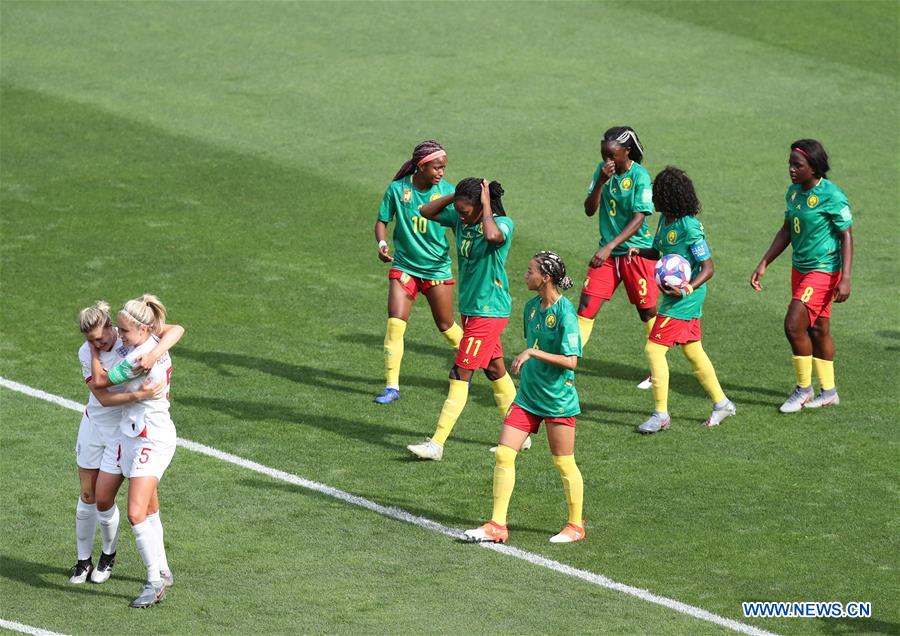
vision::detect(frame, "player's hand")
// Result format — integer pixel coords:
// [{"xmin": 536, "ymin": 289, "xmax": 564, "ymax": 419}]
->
[
  {"xmin": 90, "ymin": 344, "xmax": 100, "ymax": 359},
  {"xmin": 589, "ymin": 245, "xmax": 612, "ymax": 268},
  {"xmin": 833, "ymin": 278, "xmax": 851, "ymax": 303},
  {"xmin": 750, "ymin": 263, "xmax": 766, "ymax": 291},
  {"xmin": 510, "ymin": 348, "xmax": 534, "ymax": 375},
  {"xmin": 137, "ymin": 378, "xmax": 166, "ymax": 399},
  {"xmin": 133, "ymin": 351, "xmax": 160, "ymax": 372},
  {"xmin": 660, "ymin": 282, "xmax": 683, "ymax": 298},
  {"xmin": 377, "ymin": 244, "xmax": 393, "ymax": 263},
  {"xmin": 600, "ymin": 159, "xmax": 616, "ymax": 181},
  {"xmin": 480, "ymin": 180, "xmax": 491, "ymax": 211},
  {"xmin": 625, "ymin": 247, "xmax": 640, "ymax": 264}
]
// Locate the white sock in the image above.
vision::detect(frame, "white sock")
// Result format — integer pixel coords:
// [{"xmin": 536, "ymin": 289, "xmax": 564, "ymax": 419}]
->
[
  {"xmin": 75, "ymin": 499, "xmax": 97, "ymax": 561},
  {"xmin": 97, "ymin": 505, "xmax": 120, "ymax": 555},
  {"xmin": 132, "ymin": 520, "xmax": 160, "ymax": 583},
  {"xmin": 147, "ymin": 511, "xmax": 170, "ymax": 572}
]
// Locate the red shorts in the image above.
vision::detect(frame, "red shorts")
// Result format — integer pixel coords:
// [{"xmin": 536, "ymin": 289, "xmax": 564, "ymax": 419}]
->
[
  {"xmin": 648, "ymin": 315, "xmax": 702, "ymax": 348},
  {"xmin": 389, "ymin": 268, "xmax": 454, "ymax": 300},
  {"xmin": 581, "ymin": 255, "xmax": 658, "ymax": 308},
  {"xmin": 454, "ymin": 315, "xmax": 507, "ymax": 369},
  {"xmin": 504, "ymin": 403, "xmax": 577, "ymax": 433},
  {"xmin": 791, "ymin": 268, "xmax": 841, "ymax": 325}
]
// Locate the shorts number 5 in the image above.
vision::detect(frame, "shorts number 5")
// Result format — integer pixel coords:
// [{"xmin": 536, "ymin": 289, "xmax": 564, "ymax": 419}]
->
[{"xmin": 138, "ymin": 447, "xmax": 152, "ymax": 464}]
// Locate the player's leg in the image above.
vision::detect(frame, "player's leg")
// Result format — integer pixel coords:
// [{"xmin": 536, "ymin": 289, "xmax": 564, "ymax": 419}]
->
[
  {"xmin": 484, "ymin": 355, "xmax": 529, "ymax": 452},
  {"xmin": 145, "ymin": 490, "xmax": 173, "ymax": 586},
  {"xmin": 577, "ymin": 259, "xmax": 616, "ymax": 348},
  {"xmin": 375, "ymin": 276, "xmax": 415, "ymax": 404},
  {"xmin": 71, "ymin": 466, "xmax": 99, "ymax": 583},
  {"xmin": 407, "ymin": 364, "xmax": 473, "ymax": 460},
  {"xmin": 623, "ymin": 256, "xmax": 659, "ymax": 389},
  {"xmin": 681, "ymin": 339, "xmax": 736, "ymax": 427},
  {"xmin": 807, "ymin": 316, "xmax": 840, "ymax": 408},
  {"xmin": 547, "ymin": 421, "xmax": 585, "ymax": 543},
  {"xmin": 422, "ymin": 281, "xmax": 462, "ymax": 348},
  {"xmin": 781, "ymin": 299, "xmax": 814, "ymax": 412},
  {"xmin": 91, "ymin": 468, "xmax": 124, "ymax": 584},
  {"xmin": 128, "ymin": 476, "xmax": 167, "ymax": 607}
]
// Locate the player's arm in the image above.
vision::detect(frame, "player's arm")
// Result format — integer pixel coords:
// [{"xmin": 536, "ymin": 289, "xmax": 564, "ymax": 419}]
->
[
  {"xmin": 479, "ymin": 182, "xmax": 505, "ymax": 244},
  {"xmin": 420, "ymin": 193, "xmax": 454, "ymax": 220},
  {"xmin": 89, "ymin": 378, "xmax": 165, "ymax": 407},
  {"xmin": 511, "ymin": 348, "xmax": 578, "ymax": 374},
  {"xmin": 89, "ymin": 346, "xmax": 139, "ymax": 390},
  {"xmin": 626, "ymin": 246, "xmax": 660, "ymax": 262},
  {"xmin": 584, "ymin": 160, "xmax": 614, "ymax": 217},
  {"xmin": 750, "ymin": 220, "xmax": 791, "ymax": 291},
  {"xmin": 132, "ymin": 323, "xmax": 184, "ymax": 372},
  {"xmin": 834, "ymin": 228, "xmax": 853, "ymax": 302},
  {"xmin": 374, "ymin": 219, "xmax": 393, "ymax": 262}
]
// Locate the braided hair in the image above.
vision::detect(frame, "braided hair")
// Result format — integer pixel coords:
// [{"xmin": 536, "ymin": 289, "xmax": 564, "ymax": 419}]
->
[
  {"xmin": 652, "ymin": 166, "xmax": 701, "ymax": 218},
  {"xmin": 392, "ymin": 139, "xmax": 446, "ymax": 181},
  {"xmin": 602, "ymin": 126, "xmax": 644, "ymax": 163},
  {"xmin": 790, "ymin": 139, "xmax": 830, "ymax": 178},
  {"xmin": 534, "ymin": 251, "xmax": 573, "ymax": 290},
  {"xmin": 455, "ymin": 177, "xmax": 506, "ymax": 216}
]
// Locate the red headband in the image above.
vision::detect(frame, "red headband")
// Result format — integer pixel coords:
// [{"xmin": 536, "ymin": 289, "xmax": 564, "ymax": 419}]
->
[
  {"xmin": 792, "ymin": 147, "xmax": 812, "ymax": 160},
  {"xmin": 417, "ymin": 149, "xmax": 446, "ymax": 166}
]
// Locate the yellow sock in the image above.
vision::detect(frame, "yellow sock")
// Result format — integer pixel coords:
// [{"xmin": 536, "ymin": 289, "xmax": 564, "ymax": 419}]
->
[
  {"xmin": 552, "ymin": 455, "xmax": 583, "ymax": 526},
  {"xmin": 813, "ymin": 357, "xmax": 835, "ymax": 391},
  {"xmin": 383, "ymin": 318, "xmax": 407, "ymax": 388},
  {"xmin": 644, "ymin": 340, "xmax": 670, "ymax": 413},
  {"xmin": 431, "ymin": 379, "xmax": 468, "ymax": 447},
  {"xmin": 441, "ymin": 322, "xmax": 463, "ymax": 350},
  {"xmin": 644, "ymin": 315, "xmax": 656, "ymax": 337},
  {"xmin": 490, "ymin": 373, "xmax": 516, "ymax": 415},
  {"xmin": 683, "ymin": 341, "xmax": 726, "ymax": 403},
  {"xmin": 791, "ymin": 354, "xmax": 813, "ymax": 389},
  {"xmin": 577, "ymin": 316, "xmax": 595, "ymax": 348},
  {"xmin": 491, "ymin": 445, "xmax": 517, "ymax": 526}
]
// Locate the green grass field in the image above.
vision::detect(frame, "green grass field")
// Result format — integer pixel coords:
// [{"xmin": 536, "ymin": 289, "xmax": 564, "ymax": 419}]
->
[{"xmin": 1, "ymin": 1, "xmax": 898, "ymax": 634}]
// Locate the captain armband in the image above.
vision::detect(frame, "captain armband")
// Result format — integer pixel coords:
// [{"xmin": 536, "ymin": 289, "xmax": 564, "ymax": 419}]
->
[{"xmin": 689, "ymin": 240, "xmax": 710, "ymax": 261}]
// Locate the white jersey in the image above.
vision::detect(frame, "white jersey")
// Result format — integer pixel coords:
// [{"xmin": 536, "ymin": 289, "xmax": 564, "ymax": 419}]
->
[
  {"xmin": 108, "ymin": 335, "xmax": 174, "ymax": 438},
  {"xmin": 78, "ymin": 337, "xmax": 130, "ymax": 429}
]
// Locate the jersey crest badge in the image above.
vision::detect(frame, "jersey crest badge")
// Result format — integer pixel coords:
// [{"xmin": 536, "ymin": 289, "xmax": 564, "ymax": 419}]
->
[
  {"xmin": 621, "ymin": 177, "xmax": 633, "ymax": 191},
  {"xmin": 545, "ymin": 314, "xmax": 557, "ymax": 329},
  {"xmin": 807, "ymin": 194, "xmax": 819, "ymax": 208},
  {"xmin": 401, "ymin": 189, "xmax": 411, "ymax": 203},
  {"xmin": 667, "ymin": 230, "xmax": 677, "ymax": 244}
]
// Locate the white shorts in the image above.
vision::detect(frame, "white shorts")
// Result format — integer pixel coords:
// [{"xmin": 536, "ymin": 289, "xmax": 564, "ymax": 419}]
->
[
  {"xmin": 75, "ymin": 413, "xmax": 123, "ymax": 475},
  {"xmin": 121, "ymin": 424, "xmax": 176, "ymax": 481}
]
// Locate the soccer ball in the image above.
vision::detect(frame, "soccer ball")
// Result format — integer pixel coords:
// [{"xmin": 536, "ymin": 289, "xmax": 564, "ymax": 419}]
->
[{"xmin": 654, "ymin": 254, "xmax": 692, "ymax": 289}]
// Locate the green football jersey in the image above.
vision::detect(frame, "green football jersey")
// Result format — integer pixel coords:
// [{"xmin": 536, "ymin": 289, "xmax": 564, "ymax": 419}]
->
[
  {"xmin": 784, "ymin": 179, "xmax": 852, "ymax": 273},
  {"xmin": 439, "ymin": 213, "xmax": 514, "ymax": 317},
  {"xmin": 587, "ymin": 161, "xmax": 654, "ymax": 255},
  {"xmin": 514, "ymin": 296, "xmax": 582, "ymax": 418},
  {"xmin": 654, "ymin": 215, "xmax": 709, "ymax": 320},
  {"xmin": 377, "ymin": 176, "xmax": 455, "ymax": 280}
]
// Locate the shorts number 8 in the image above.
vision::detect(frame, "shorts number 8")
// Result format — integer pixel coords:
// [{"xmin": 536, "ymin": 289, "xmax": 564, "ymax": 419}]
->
[{"xmin": 800, "ymin": 286, "xmax": 814, "ymax": 303}]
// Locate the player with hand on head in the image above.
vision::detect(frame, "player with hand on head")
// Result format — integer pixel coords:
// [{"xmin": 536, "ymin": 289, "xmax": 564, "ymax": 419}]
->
[
  {"xmin": 89, "ymin": 294, "xmax": 179, "ymax": 608},
  {"xmin": 579, "ymin": 127, "xmax": 658, "ymax": 389},
  {"xmin": 406, "ymin": 178, "xmax": 517, "ymax": 460},
  {"xmin": 71, "ymin": 301, "xmax": 181, "ymax": 586},
  {"xmin": 373, "ymin": 140, "xmax": 463, "ymax": 405},
  {"xmin": 626, "ymin": 167, "xmax": 735, "ymax": 434},
  {"xmin": 751, "ymin": 139, "xmax": 853, "ymax": 412},
  {"xmin": 466, "ymin": 251, "xmax": 585, "ymax": 544}
]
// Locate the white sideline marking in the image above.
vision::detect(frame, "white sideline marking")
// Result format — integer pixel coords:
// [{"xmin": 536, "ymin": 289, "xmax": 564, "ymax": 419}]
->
[
  {"xmin": 0, "ymin": 376, "xmax": 776, "ymax": 636},
  {"xmin": 0, "ymin": 619, "xmax": 67, "ymax": 636}
]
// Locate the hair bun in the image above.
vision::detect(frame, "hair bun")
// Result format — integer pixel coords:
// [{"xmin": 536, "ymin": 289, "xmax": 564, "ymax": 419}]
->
[{"xmin": 489, "ymin": 181, "xmax": 504, "ymax": 198}]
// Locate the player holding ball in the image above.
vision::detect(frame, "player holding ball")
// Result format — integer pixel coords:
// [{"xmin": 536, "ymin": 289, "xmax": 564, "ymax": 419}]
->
[{"xmin": 627, "ymin": 167, "xmax": 736, "ymax": 434}]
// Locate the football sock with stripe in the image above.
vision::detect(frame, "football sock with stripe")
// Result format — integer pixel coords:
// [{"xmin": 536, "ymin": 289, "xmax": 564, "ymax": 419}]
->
[
  {"xmin": 490, "ymin": 372, "xmax": 516, "ymax": 415},
  {"xmin": 431, "ymin": 379, "xmax": 468, "ymax": 447},
  {"xmin": 791, "ymin": 354, "xmax": 813, "ymax": 389},
  {"xmin": 812, "ymin": 357, "xmax": 835, "ymax": 391},
  {"xmin": 75, "ymin": 499, "xmax": 98, "ymax": 561},
  {"xmin": 491, "ymin": 445, "xmax": 518, "ymax": 527},
  {"xmin": 552, "ymin": 454, "xmax": 584, "ymax": 526},
  {"xmin": 440, "ymin": 322, "xmax": 463, "ymax": 349},
  {"xmin": 644, "ymin": 340, "xmax": 670, "ymax": 413},
  {"xmin": 383, "ymin": 317, "xmax": 406, "ymax": 390},
  {"xmin": 683, "ymin": 341, "xmax": 727, "ymax": 403}
]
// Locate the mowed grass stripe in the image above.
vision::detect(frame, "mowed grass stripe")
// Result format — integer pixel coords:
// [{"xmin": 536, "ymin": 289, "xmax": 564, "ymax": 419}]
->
[{"xmin": 0, "ymin": 377, "xmax": 774, "ymax": 636}]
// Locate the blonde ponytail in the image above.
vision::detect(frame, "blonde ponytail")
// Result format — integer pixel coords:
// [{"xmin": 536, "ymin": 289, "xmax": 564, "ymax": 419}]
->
[{"xmin": 120, "ymin": 293, "xmax": 167, "ymax": 333}]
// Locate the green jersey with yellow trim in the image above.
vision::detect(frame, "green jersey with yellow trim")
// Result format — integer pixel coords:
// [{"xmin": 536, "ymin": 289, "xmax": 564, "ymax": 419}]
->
[
  {"xmin": 784, "ymin": 179, "xmax": 852, "ymax": 273},
  {"xmin": 654, "ymin": 215, "xmax": 709, "ymax": 320},
  {"xmin": 514, "ymin": 295, "xmax": 581, "ymax": 418},
  {"xmin": 439, "ymin": 213, "xmax": 514, "ymax": 317},
  {"xmin": 377, "ymin": 175, "xmax": 455, "ymax": 280},
  {"xmin": 587, "ymin": 161, "xmax": 654, "ymax": 255}
]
